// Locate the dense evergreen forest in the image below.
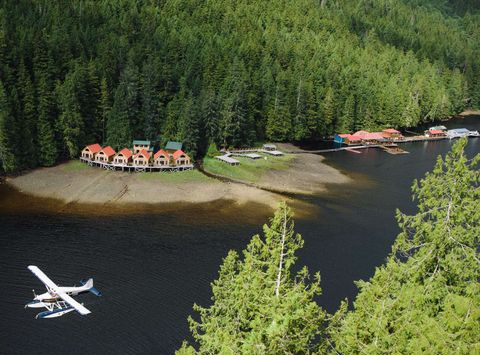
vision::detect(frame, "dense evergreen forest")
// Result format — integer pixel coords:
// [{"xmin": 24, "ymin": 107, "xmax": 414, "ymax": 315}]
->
[
  {"xmin": 0, "ymin": 0, "xmax": 479, "ymax": 172},
  {"xmin": 178, "ymin": 139, "xmax": 479, "ymax": 353}
]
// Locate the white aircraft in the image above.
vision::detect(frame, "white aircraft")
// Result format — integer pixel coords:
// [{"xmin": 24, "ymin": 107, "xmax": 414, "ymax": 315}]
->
[{"xmin": 25, "ymin": 265, "xmax": 102, "ymax": 319}]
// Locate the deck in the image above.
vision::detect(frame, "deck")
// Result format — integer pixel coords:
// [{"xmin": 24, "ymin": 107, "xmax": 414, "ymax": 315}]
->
[
  {"xmin": 215, "ymin": 155, "xmax": 240, "ymax": 165},
  {"xmin": 80, "ymin": 158, "xmax": 194, "ymax": 172}
]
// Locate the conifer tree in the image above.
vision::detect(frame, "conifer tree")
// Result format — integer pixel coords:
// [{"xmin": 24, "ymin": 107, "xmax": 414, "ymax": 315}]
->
[
  {"xmin": 0, "ymin": 80, "xmax": 16, "ymax": 172},
  {"xmin": 36, "ymin": 76, "xmax": 57, "ymax": 166},
  {"xmin": 107, "ymin": 61, "xmax": 140, "ymax": 149},
  {"xmin": 179, "ymin": 203, "xmax": 327, "ymax": 353}
]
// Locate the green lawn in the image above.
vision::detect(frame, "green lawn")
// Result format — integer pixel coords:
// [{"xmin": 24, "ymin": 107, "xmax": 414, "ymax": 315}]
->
[
  {"xmin": 137, "ymin": 169, "xmax": 211, "ymax": 183},
  {"xmin": 62, "ymin": 160, "xmax": 89, "ymax": 171},
  {"xmin": 203, "ymin": 154, "xmax": 294, "ymax": 183}
]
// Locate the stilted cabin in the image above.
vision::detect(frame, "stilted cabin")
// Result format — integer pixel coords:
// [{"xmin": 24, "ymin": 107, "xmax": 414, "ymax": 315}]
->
[
  {"xmin": 382, "ymin": 129, "xmax": 403, "ymax": 140},
  {"xmin": 95, "ymin": 146, "xmax": 116, "ymax": 163},
  {"xmin": 154, "ymin": 149, "xmax": 170, "ymax": 166},
  {"xmin": 263, "ymin": 143, "xmax": 277, "ymax": 151},
  {"xmin": 172, "ymin": 150, "xmax": 191, "ymax": 166},
  {"xmin": 134, "ymin": 149, "xmax": 151, "ymax": 166},
  {"xmin": 114, "ymin": 148, "xmax": 133, "ymax": 165},
  {"xmin": 133, "ymin": 140, "xmax": 153, "ymax": 154},
  {"xmin": 165, "ymin": 141, "xmax": 183, "ymax": 154},
  {"xmin": 81, "ymin": 143, "xmax": 102, "ymax": 160}
]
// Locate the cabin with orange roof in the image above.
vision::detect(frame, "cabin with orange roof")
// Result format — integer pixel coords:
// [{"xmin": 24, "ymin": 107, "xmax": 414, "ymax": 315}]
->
[
  {"xmin": 172, "ymin": 150, "xmax": 191, "ymax": 166},
  {"xmin": 134, "ymin": 149, "xmax": 151, "ymax": 166},
  {"xmin": 382, "ymin": 128, "xmax": 403, "ymax": 140},
  {"xmin": 95, "ymin": 146, "xmax": 116, "ymax": 163},
  {"xmin": 153, "ymin": 149, "xmax": 170, "ymax": 166},
  {"xmin": 81, "ymin": 143, "xmax": 102, "ymax": 160},
  {"xmin": 114, "ymin": 148, "xmax": 133, "ymax": 165}
]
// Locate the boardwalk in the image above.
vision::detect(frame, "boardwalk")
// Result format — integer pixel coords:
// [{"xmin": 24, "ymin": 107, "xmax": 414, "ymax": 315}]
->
[{"xmin": 80, "ymin": 157, "xmax": 194, "ymax": 172}]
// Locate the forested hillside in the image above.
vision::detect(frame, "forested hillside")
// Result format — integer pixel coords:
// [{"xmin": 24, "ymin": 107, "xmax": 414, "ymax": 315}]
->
[{"xmin": 0, "ymin": 0, "xmax": 479, "ymax": 172}]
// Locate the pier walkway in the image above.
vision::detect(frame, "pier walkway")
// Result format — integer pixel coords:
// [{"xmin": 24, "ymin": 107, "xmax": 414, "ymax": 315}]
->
[{"xmin": 80, "ymin": 158, "xmax": 194, "ymax": 172}]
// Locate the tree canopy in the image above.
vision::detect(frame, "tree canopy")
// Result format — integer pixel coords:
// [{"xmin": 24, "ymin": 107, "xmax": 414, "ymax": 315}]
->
[
  {"xmin": 1, "ymin": 0, "xmax": 479, "ymax": 172},
  {"xmin": 179, "ymin": 139, "xmax": 479, "ymax": 353}
]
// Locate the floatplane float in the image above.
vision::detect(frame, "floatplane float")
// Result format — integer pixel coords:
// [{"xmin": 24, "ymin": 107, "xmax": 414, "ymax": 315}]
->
[{"xmin": 25, "ymin": 265, "xmax": 101, "ymax": 319}]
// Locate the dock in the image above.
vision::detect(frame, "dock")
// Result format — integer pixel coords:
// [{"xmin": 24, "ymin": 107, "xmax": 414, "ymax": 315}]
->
[{"xmin": 79, "ymin": 157, "xmax": 194, "ymax": 172}]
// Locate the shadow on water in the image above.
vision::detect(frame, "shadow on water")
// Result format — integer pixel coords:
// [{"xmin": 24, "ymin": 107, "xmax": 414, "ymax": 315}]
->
[{"xmin": 0, "ymin": 115, "xmax": 478, "ymax": 354}]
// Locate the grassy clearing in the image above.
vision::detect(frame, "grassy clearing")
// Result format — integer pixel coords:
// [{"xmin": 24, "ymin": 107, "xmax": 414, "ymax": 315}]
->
[
  {"xmin": 136, "ymin": 169, "xmax": 212, "ymax": 183},
  {"xmin": 62, "ymin": 160, "xmax": 89, "ymax": 172},
  {"xmin": 203, "ymin": 154, "xmax": 294, "ymax": 183}
]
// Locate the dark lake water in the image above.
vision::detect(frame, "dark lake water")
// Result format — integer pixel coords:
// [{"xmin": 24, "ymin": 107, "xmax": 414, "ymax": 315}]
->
[{"xmin": 1, "ymin": 116, "xmax": 479, "ymax": 354}]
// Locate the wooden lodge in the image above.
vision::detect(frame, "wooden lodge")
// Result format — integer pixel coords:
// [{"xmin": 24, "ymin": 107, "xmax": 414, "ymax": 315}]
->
[
  {"xmin": 425, "ymin": 129, "xmax": 446, "ymax": 137},
  {"xmin": 134, "ymin": 149, "xmax": 151, "ymax": 166},
  {"xmin": 81, "ymin": 143, "xmax": 102, "ymax": 160},
  {"xmin": 133, "ymin": 140, "xmax": 153, "ymax": 154},
  {"xmin": 154, "ymin": 149, "xmax": 170, "ymax": 166},
  {"xmin": 114, "ymin": 148, "xmax": 133, "ymax": 165},
  {"xmin": 95, "ymin": 146, "xmax": 116, "ymax": 163},
  {"xmin": 382, "ymin": 128, "xmax": 403, "ymax": 140}
]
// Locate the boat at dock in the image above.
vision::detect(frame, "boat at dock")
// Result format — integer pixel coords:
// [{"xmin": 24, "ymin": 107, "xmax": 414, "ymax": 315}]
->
[{"xmin": 446, "ymin": 128, "xmax": 479, "ymax": 139}]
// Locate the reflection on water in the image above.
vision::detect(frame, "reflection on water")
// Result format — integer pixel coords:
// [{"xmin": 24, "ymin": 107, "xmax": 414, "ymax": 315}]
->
[{"xmin": 0, "ymin": 116, "xmax": 478, "ymax": 354}]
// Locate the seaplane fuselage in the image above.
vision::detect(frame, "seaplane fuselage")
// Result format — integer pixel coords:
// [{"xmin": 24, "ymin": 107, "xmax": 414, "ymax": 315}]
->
[{"xmin": 26, "ymin": 285, "xmax": 91, "ymax": 308}]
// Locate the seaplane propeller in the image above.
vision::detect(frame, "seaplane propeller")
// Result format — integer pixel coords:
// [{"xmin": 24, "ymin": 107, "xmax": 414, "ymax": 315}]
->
[{"xmin": 25, "ymin": 265, "xmax": 102, "ymax": 319}]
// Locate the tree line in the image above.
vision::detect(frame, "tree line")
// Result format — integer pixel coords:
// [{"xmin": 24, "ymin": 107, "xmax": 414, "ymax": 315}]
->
[
  {"xmin": 177, "ymin": 139, "xmax": 479, "ymax": 353},
  {"xmin": 0, "ymin": 0, "xmax": 479, "ymax": 172}
]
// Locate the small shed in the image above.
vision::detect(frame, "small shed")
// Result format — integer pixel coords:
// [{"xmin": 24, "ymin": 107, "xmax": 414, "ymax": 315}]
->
[
  {"xmin": 165, "ymin": 141, "xmax": 183, "ymax": 153},
  {"xmin": 154, "ymin": 149, "xmax": 170, "ymax": 166},
  {"xmin": 334, "ymin": 134, "xmax": 350, "ymax": 144},
  {"xmin": 81, "ymin": 143, "xmax": 102, "ymax": 160},
  {"xmin": 95, "ymin": 146, "xmax": 116, "ymax": 163},
  {"xmin": 133, "ymin": 140, "xmax": 152, "ymax": 154},
  {"xmin": 429, "ymin": 125, "xmax": 447, "ymax": 132},
  {"xmin": 173, "ymin": 149, "xmax": 191, "ymax": 166},
  {"xmin": 114, "ymin": 148, "xmax": 133, "ymax": 165},
  {"xmin": 263, "ymin": 144, "xmax": 277, "ymax": 151},
  {"xmin": 216, "ymin": 155, "xmax": 240, "ymax": 165},
  {"xmin": 134, "ymin": 149, "xmax": 151, "ymax": 166},
  {"xmin": 344, "ymin": 135, "xmax": 362, "ymax": 145}
]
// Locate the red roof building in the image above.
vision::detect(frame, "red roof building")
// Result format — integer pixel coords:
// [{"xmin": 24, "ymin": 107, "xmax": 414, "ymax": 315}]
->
[
  {"xmin": 81, "ymin": 143, "xmax": 102, "ymax": 159},
  {"xmin": 426, "ymin": 129, "xmax": 446, "ymax": 137},
  {"xmin": 95, "ymin": 146, "xmax": 116, "ymax": 162},
  {"xmin": 172, "ymin": 150, "xmax": 191, "ymax": 166},
  {"xmin": 154, "ymin": 149, "xmax": 170, "ymax": 166},
  {"xmin": 134, "ymin": 149, "xmax": 151, "ymax": 166},
  {"xmin": 113, "ymin": 148, "xmax": 133, "ymax": 165}
]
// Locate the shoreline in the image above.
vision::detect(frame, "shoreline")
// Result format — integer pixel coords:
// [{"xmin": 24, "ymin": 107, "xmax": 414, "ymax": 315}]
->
[{"xmin": 4, "ymin": 148, "xmax": 350, "ymax": 214}]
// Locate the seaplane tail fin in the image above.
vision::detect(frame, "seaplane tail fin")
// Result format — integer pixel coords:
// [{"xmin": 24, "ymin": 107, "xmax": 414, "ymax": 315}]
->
[
  {"xmin": 80, "ymin": 278, "xmax": 102, "ymax": 296},
  {"xmin": 83, "ymin": 278, "xmax": 94, "ymax": 289}
]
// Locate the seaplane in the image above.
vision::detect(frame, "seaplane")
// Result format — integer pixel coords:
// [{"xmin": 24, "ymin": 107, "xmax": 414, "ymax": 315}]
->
[{"xmin": 25, "ymin": 265, "xmax": 102, "ymax": 319}]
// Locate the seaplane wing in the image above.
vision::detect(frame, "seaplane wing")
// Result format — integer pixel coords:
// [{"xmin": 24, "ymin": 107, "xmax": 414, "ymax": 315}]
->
[
  {"xmin": 56, "ymin": 291, "xmax": 91, "ymax": 315},
  {"xmin": 27, "ymin": 265, "xmax": 91, "ymax": 316},
  {"xmin": 28, "ymin": 265, "xmax": 58, "ymax": 290}
]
